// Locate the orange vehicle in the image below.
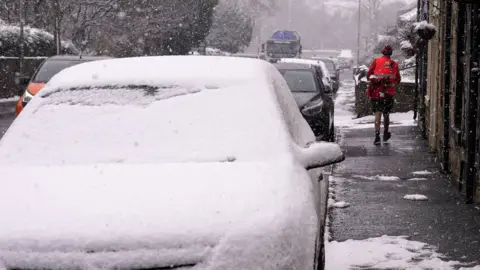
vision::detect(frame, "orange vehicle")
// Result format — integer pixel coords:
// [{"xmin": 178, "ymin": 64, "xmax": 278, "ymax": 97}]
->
[{"xmin": 16, "ymin": 55, "xmax": 112, "ymax": 116}]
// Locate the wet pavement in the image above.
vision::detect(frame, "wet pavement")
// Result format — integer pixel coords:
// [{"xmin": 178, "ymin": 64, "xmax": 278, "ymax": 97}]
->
[
  {"xmin": 0, "ymin": 115, "xmax": 14, "ymax": 140},
  {"xmin": 329, "ymin": 72, "xmax": 480, "ymax": 267}
]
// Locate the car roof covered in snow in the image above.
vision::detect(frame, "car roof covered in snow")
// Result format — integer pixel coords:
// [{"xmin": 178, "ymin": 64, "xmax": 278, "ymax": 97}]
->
[
  {"xmin": 273, "ymin": 62, "xmax": 315, "ymax": 70},
  {"xmin": 42, "ymin": 56, "xmax": 273, "ymax": 92},
  {"xmin": 278, "ymin": 58, "xmax": 322, "ymax": 67}
]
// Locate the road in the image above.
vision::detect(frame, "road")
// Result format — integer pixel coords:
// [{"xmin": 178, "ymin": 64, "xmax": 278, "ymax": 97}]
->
[{"xmin": 0, "ymin": 114, "xmax": 14, "ymax": 140}]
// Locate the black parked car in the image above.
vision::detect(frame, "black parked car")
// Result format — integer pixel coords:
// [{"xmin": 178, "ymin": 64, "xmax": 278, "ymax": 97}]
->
[
  {"xmin": 274, "ymin": 62, "xmax": 335, "ymax": 142},
  {"xmin": 313, "ymin": 57, "xmax": 340, "ymax": 92}
]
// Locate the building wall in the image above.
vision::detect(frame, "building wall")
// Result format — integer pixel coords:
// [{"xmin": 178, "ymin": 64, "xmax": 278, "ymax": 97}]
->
[
  {"xmin": 426, "ymin": 0, "xmax": 442, "ymax": 151},
  {"xmin": 448, "ymin": 1, "xmax": 463, "ymax": 185}
]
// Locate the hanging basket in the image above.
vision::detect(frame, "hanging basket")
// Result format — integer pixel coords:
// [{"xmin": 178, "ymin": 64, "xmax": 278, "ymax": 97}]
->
[
  {"xmin": 414, "ymin": 21, "xmax": 436, "ymax": 41},
  {"xmin": 416, "ymin": 27, "xmax": 436, "ymax": 40}
]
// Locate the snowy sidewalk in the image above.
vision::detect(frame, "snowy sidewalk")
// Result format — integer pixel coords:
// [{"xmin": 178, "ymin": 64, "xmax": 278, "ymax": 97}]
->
[{"xmin": 326, "ymin": 80, "xmax": 480, "ymax": 269}]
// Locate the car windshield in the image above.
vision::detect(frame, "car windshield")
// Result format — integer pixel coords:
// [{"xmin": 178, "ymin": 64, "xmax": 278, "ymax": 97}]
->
[
  {"xmin": 32, "ymin": 60, "xmax": 84, "ymax": 83},
  {"xmin": 0, "ymin": 83, "xmax": 287, "ymax": 166},
  {"xmin": 279, "ymin": 69, "xmax": 318, "ymax": 93},
  {"xmin": 267, "ymin": 42, "xmax": 296, "ymax": 54}
]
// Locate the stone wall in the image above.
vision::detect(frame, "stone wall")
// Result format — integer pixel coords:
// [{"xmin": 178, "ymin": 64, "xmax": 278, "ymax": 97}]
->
[{"xmin": 355, "ymin": 80, "xmax": 416, "ymax": 117}]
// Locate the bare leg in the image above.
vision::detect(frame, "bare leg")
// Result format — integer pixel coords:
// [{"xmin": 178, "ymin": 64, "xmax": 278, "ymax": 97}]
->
[
  {"xmin": 375, "ymin": 112, "xmax": 382, "ymax": 132},
  {"xmin": 383, "ymin": 112, "xmax": 390, "ymax": 132},
  {"xmin": 383, "ymin": 112, "xmax": 392, "ymax": 142}
]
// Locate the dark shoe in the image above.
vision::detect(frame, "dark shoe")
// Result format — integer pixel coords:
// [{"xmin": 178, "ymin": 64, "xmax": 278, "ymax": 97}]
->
[
  {"xmin": 374, "ymin": 135, "xmax": 381, "ymax": 145},
  {"xmin": 383, "ymin": 131, "xmax": 391, "ymax": 142}
]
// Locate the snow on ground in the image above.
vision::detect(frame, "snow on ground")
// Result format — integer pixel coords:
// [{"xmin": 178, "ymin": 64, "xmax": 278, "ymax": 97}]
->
[
  {"xmin": 340, "ymin": 111, "xmax": 416, "ymax": 129},
  {"xmin": 408, "ymin": 177, "xmax": 429, "ymax": 181},
  {"xmin": 334, "ymin": 80, "xmax": 356, "ymax": 125},
  {"xmin": 333, "ymin": 201, "xmax": 350, "ymax": 208},
  {"xmin": 354, "ymin": 175, "xmax": 401, "ymax": 181},
  {"xmin": 403, "ymin": 194, "xmax": 429, "ymax": 201},
  {"xmin": 327, "ymin": 177, "xmax": 480, "ymax": 269},
  {"xmin": 326, "ymin": 235, "xmax": 480, "ymax": 270},
  {"xmin": 412, "ymin": 170, "xmax": 434, "ymax": 175},
  {"xmin": 0, "ymin": 96, "xmax": 19, "ymax": 103}
]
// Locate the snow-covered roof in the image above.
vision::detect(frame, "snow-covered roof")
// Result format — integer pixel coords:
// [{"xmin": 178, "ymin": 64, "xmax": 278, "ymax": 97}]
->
[
  {"xmin": 279, "ymin": 58, "xmax": 321, "ymax": 67},
  {"xmin": 339, "ymin": 50, "xmax": 353, "ymax": 59}
]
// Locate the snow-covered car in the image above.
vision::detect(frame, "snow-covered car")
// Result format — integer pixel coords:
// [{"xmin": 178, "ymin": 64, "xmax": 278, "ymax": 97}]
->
[
  {"xmin": 0, "ymin": 56, "xmax": 344, "ymax": 270},
  {"xmin": 274, "ymin": 62, "xmax": 336, "ymax": 142},
  {"xmin": 316, "ymin": 61, "xmax": 335, "ymax": 93},
  {"xmin": 338, "ymin": 49, "xmax": 354, "ymax": 69},
  {"xmin": 279, "ymin": 58, "xmax": 334, "ymax": 94},
  {"xmin": 312, "ymin": 57, "xmax": 340, "ymax": 92}
]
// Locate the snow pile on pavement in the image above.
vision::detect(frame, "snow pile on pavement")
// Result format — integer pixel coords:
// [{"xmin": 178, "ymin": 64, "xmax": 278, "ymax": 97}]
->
[
  {"xmin": 334, "ymin": 80, "xmax": 357, "ymax": 125},
  {"xmin": 326, "ymin": 235, "xmax": 480, "ymax": 269},
  {"xmin": 412, "ymin": 170, "xmax": 434, "ymax": 176},
  {"xmin": 354, "ymin": 175, "xmax": 401, "ymax": 181},
  {"xmin": 408, "ymin": 177, "xmax": 428, "ymax": 181},
  {"xmin": 404, "ymin": 194, "xmax": 429, "ymax": 201},
  {"xmin": 333, "ymin": 201, "xmax": 350, "ymax": 208}
]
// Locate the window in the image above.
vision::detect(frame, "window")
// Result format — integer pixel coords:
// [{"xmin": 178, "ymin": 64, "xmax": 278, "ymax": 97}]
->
[{"xmin": 33, "ymin": 60, "xmax": 83, "ymax": 83}]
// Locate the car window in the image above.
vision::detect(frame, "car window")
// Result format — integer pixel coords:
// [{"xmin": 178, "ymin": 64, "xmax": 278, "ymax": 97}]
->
[
  {"xmin": 32, "ymin": 60, "xmax": 84, "ymax": 83},
  {"xmin": 279, "ymin": 69, "xmax": 318, "ymax": 93},
  {"xmin": 270, "ymin": 69, "xmax": 315, "ymax": 146},
  {"xmin": 314, "ymin": 70, "xmax": 326, "ymax": 94}
]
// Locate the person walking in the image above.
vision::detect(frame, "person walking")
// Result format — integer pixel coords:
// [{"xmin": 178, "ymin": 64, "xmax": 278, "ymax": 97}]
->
[{"xmin": 366, "ymin": 45, "xmax": 401, "ymax": 145}]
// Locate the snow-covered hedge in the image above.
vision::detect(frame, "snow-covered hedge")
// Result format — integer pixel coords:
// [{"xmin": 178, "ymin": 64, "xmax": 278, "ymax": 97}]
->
[
  {"xmin": 400, "ymin": 40, "xmax": 415, "ymax": 57},
  {"xmin": 0, "ymin": 21, "xmax": 78, "ymax": 57}
]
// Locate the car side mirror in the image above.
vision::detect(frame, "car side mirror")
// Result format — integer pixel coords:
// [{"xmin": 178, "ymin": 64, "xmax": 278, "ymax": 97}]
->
[{"xmin": 299, "ymin": 141, "xmax": 345, "ymax": 170}]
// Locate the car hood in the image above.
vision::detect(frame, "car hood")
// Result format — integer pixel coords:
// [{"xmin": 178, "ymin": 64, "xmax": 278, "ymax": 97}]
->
[
  {"xmin": 293, "ymin": 92, "xmax": 318, "ymax": 108},
  {"xmin": 0, "ymin": 162, "xmax": 316, "ymax": 269}
]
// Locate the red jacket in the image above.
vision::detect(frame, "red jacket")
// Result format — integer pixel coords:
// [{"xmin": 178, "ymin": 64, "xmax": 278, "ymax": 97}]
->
[{"xmin": 366, "ymin": 56, "xmax": 401, "ymax": 99}]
